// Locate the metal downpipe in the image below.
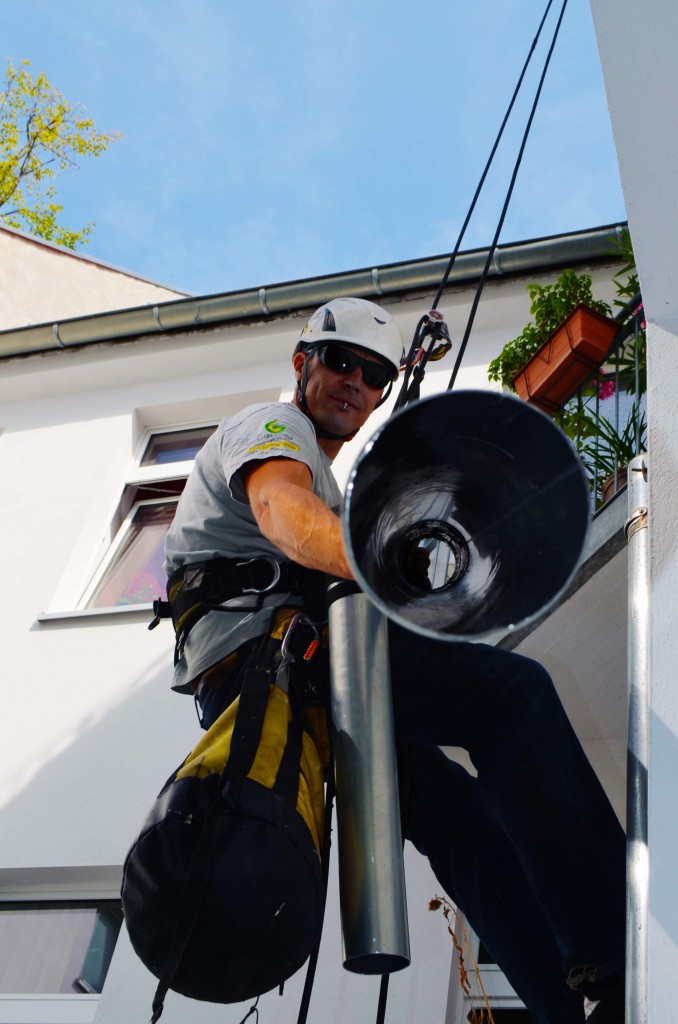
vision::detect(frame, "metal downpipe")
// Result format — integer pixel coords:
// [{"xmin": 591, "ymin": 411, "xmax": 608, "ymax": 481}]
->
[
  {"xmin": 327, "ymin": 582, "xmax": 410, "ymax": 975},
  {"xmin": 626, "ymin": 453, "xmax": 649, "ymax": 1024}
]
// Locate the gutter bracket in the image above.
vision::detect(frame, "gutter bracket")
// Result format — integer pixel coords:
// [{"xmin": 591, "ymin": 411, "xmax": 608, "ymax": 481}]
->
[
  {"xmin": 52, "ymin": 323, "xmax": 65, "ymax": 349},
  {"xmin": 259, "ymin": 288, "xmax": 271, "ymax": 315}
]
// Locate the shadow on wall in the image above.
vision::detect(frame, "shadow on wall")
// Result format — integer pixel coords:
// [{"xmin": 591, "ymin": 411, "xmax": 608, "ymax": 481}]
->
[
  {"xmin": 0, "ymin": 638, "xmax": 456, "ymax": 1024},
  {"xmin": 647, "ymin": 708, "xmax": 678, "ymax": 947},
  {"xmin": 0, "ymin": 650, "xmax": 198, "ymax": 872}
]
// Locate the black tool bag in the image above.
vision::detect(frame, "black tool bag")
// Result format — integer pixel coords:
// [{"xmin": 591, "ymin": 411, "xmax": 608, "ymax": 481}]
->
[{"xmin": 121, "ymin": 626, "xmax": 328, "ymax": 1021}]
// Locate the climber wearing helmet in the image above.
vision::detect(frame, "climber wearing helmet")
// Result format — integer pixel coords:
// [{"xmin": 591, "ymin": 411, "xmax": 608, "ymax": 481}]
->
[{"xmin": 162, "ymin": 296, "xmax": 625, "ymax": 1024}]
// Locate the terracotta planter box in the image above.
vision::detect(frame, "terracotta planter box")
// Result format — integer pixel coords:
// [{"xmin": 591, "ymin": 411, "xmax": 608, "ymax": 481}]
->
[
  {"xmin": 512, "ymin": 303, "xmax": 619, "ymax": 415},
  {"xmin": 601, "ymin": 466, "xmax": 628, "ymax": 505}
]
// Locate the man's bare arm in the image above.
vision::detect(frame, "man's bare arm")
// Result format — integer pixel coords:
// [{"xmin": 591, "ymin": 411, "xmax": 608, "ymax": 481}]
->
[{"xmin": 244, "ymin": 458, "xmax": 354, "ymax": 580}]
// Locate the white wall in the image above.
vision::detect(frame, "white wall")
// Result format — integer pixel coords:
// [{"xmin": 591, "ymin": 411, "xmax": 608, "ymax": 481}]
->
[
  {"xmin": 590, "ymin": 0, "xmax": 678, "ymax": 1015},
  {"xmin": 0, "ymin": 263, "xmax": 621, "ymax": 1022},
  {"xmin": 0, "ymin": 226, "xmax": 185, "ymax": 332}
]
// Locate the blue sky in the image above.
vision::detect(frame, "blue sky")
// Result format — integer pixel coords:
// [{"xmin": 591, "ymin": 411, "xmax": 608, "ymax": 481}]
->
[{"xmin": 4, "ymin": 0, "xmax": 625, "ymax": 297}]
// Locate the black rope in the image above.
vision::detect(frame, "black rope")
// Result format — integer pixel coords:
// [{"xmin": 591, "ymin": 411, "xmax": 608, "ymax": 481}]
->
[
  {"xmin": 370, "ymin": 743, "xmax": 418, "ymax": 1024},
  {"xmin": 236, "ymin": 996, "xmax": 260, "ymax": 1024},
  {"xmin": 430, "ymin": 0, "xmax": 556, "ymax": 314},
  {"xmin": 374, "ymin": 9, "xmax": 569, "ymax": 1024},
  {"xmin": 295, "ymin": 744, "xmax": 337, "ymax": 1024},
  {"xmin": 376, "ymin": 974, "xmax": 390, "ymax": 1024},
  {"xmin": 375, "ymin": 8, "xmax": 570, "ymax": 1020},
  {"xmin": 291, "ymin": 7, "xmax": 571, "ymax": 1024},
  {"xmin": 447, "ymin": 0, "xmax": 570, "ymax": 391},
  {"xmin": 393, "ymin": 0, "xmax": 568, "ymax": 411}
]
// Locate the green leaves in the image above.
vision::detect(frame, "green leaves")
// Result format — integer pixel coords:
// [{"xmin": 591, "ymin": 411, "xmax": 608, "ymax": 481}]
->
[
  {"xmin": 487, "ymin": 268, "xmax": 613, "ymax": 388},
  {"xmin": 607, "ymin": 226, "xmax": 639, "ymax": 305},
  {"xmin": 0, "ymin": 59, "xmax": 121, "ymax": 249},
  {"xmin": 486, "ymin": 231, "xmax": 647, "ymax": 508},
  {"xmin": 573, "ymin": 401, "xmax": 647, "ymax": 506}
]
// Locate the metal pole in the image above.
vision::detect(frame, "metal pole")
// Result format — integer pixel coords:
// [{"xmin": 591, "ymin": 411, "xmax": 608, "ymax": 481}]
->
[
  {"xmin": 327, "ymin": 581, "xmax": 411, "ymax": 975},
  {"xmin": 626, "ymin": 453, "xmax": 649, "ymax": 1024}
]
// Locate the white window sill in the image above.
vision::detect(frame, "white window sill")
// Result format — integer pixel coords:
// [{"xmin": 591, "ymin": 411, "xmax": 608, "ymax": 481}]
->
[
  {"xmin": 0, "ymin": 994, "xmax": 98, "ymax": 1024},
  {"xmin": 37, "ymin": 604, "xmax": 155, "ymax": 624}
]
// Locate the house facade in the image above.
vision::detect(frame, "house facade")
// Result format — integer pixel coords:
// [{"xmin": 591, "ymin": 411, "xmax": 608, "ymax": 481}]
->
[{"xmin": 0, "ymin": 223, "xmax": 633, "ymax": 1023}]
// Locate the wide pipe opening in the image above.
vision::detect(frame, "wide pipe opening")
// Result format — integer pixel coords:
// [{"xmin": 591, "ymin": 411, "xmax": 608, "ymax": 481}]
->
[
  {"xmin": 343, "ymin": 951, "xmax": 411, "ymax": 975},
  {"xmin": 344, "ymin": 391, "xmax": 590, "ymax": 641}
]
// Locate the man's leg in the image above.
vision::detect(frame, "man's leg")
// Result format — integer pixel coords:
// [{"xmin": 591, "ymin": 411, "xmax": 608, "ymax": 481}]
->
[
  {"xmin": 402, "ymin": 743, "xmax": 585, "ymax": 1024},
  {"xmin": 389, "ymin": 626, "xmax": 626, "ymax": 1000}
]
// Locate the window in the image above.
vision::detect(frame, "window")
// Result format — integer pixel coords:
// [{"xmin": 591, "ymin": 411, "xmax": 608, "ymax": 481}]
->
[
  {"xmin": 80, "ymin": 425, "xmax": 216, "ymax": 610},
  {"xmin": 85, "ymin": 499, "xmax": 178, "ymax": 608},
  {"xmin": 139, "ymin": 426, "xmax": 215, "ymax": 466},
  {"xmin": 0, "ymin": 900, "xmax": 122, "ymax": 995},
  {"xmin": 447, "ymin": 914, "xmax": 533, "ymax": 1024}
]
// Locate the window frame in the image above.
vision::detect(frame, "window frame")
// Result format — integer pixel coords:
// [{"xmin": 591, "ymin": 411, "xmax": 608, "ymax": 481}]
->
[
  {"xmin": 75, "ymin": 422, "xmax": 218, "ymax": 613},
  {"xmin": 0, "ymin": 894, "xmax": 123, "ymax": 1024},
  {"xmin": 445, "ymin": 911, "xmax": 530, "ymax": 1023},
  {"xmin": 77, "ymin": 495, "xmax": 180, "ymax": 611}
]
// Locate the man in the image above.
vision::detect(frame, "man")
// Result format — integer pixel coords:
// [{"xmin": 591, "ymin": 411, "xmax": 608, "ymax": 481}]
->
[{"xmin": 164, "ymin": 297, "xmax": 625, "ymax": 1024}]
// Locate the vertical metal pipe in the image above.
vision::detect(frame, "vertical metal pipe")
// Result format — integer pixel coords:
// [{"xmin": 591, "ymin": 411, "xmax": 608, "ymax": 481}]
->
[
  {"xmin": 626, "ymin": 453, "xmax": 649, "ymax": 1024},
  {"xmin": 327, "ymin": 581, "xmax": 411, "ymax": 975}
]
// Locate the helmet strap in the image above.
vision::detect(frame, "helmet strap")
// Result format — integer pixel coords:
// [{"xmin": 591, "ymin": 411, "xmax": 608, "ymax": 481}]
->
[{"xmin": 374, "ymin": 381, "xmax": 393, "ymax": 409}]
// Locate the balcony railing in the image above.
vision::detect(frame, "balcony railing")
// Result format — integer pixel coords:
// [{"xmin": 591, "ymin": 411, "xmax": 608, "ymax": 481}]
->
[{"xmin": 554, "ymin": 294, "xmax": 646, "ymax": 510}]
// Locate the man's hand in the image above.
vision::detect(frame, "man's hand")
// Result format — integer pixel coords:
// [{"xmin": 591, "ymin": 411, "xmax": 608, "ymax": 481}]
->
[{"xmin": 243, "ymin": 458, "xmax": 354, "ymax": 579}]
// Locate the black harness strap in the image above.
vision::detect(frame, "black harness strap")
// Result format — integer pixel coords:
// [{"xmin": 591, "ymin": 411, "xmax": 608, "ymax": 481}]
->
[
  {"xmin": 274, "ymin": 683, "xmax": 305, "ymax": 807},
  {"xmin": 149, "ymin": 556, "xmax": 325, "ymax": 664},
  {"xmin": 222, "ymin": 631, "xmax": 279, "ymax": 800},
  {"xmin": 296, "ymin": 742, "xmax": 336, "ymax": 1024}
]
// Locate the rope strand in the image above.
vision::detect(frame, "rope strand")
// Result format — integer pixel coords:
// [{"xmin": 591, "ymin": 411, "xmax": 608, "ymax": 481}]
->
[
  {"xmin": 393, "ymin": 0, "xmax": 561, "ymax": 411},
  {"xmin": 447, "ymin": 0, "xmax": 570, "ymax": 391},
  {"xmin": 431, "ymin": 0, "xmax": 557, "ymax": 313}
]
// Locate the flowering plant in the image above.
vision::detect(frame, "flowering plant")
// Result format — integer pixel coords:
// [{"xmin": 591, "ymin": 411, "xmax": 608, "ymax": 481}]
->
[
  {"xmin": 487, "ymin": 269, "xmax": 612, "ymax": 389},
  {"xmin": 577, "ymin": 401, "xmax": 646, "ymax": 504},
  {"xmin": 546, "ymin": 231, "xmax": 646, "ymax": 505},
  {"xmin": 593, "ymin": 369, "xmax": 615, "ymax": 402},
  {"xmin": 489, "ymin": 228, "xmax": 645, "ymax": 399}
]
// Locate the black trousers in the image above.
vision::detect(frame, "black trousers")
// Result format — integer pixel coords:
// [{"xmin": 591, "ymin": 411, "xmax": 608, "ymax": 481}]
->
[{"xmin": 196, "ymin": 625, "xmax": 626, "ymax": 1024}]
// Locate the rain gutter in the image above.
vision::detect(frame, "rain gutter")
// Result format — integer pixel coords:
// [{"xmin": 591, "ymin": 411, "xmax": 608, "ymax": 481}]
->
[{"xmin": 0, "ymin": 223, "xmax": 626, "ymax": 361}]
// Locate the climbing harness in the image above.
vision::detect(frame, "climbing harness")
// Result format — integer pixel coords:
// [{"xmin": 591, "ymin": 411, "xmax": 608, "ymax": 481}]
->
[{"xmin": 148, "ymin": 555, "xmax": 323, "ymax": 663}]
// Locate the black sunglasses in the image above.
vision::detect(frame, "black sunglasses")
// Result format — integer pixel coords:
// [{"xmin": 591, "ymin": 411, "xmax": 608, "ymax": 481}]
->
[{"xmin": 313, "ymin": 344, "xmax": 395, "ymax": 390}]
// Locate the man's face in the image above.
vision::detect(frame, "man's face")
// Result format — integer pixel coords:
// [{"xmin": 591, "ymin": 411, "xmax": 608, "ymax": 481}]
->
[{"xmin": 293, "ymin": 343, "xmax": 389, "ymax": 437}]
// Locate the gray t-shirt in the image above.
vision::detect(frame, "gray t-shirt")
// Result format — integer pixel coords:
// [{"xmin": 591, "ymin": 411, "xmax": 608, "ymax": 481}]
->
[{"xmin": 164, "ymin": 401, "xmax": 342, "ymax": 692}]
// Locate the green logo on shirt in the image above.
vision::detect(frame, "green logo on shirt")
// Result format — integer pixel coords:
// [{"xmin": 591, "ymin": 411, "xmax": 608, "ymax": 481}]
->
[{"xmin": 265, "ymin": 420, "xmax": 287, "ymax": 434}]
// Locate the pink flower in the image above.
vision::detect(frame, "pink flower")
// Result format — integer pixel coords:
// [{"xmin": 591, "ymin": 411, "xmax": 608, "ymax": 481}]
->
[
  {"xmin": 594, "ymin": 370, "xmax": 615, "ymax": 401},
  {"xmin": 634, "ymin": 302, "xmax": 647, "ymax": 330}
]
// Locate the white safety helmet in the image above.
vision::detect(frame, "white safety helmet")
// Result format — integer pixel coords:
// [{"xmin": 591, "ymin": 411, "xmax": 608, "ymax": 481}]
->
[{"xmin": 297, "ymin": 297, "xmax": 404, "ymax": 380}]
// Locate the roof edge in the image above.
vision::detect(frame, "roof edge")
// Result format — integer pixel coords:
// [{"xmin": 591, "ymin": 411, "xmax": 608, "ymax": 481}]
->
[{"xmin": 0, "ymin": 223, "xmax": 627, "ymax": 361}]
